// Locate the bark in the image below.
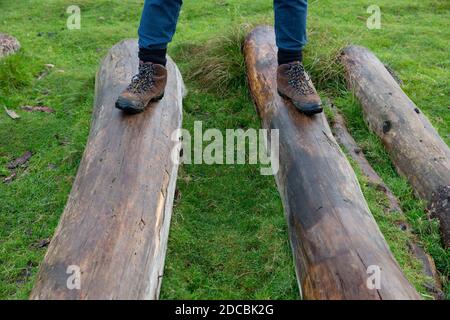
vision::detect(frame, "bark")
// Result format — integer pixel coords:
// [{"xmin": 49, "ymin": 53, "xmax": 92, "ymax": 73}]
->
[{"xmin": 341, "ymin": 45, "xmax": 450, "ymax": 247}]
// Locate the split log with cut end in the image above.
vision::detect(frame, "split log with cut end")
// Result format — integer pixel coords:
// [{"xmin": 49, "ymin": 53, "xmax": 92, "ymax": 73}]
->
[
  {"xmin": 31, "ymin": 39, "xmax": 184, "ymax": 300},
  {"xmin": 340, "ymin": 46, "xmax": 450, "ymax": 247},
  {"xmin": 244, "ymin": 26, "xmax": 420, "ymax": 300}
]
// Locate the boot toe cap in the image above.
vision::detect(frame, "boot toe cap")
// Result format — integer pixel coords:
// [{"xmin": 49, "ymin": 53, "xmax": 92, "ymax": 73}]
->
[
  {"xmin": 115, "ymin": 96, "xmax": 145, "ymax": 114},
  {"xmin": 293, "ymin": 101, "xmax": 323, "ymax": 115}
]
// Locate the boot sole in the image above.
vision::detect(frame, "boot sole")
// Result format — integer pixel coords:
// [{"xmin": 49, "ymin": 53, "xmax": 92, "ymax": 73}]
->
[
  {"xmin": 115, "ymin": 92, "xmax": 165, "ymax": 114},
  {"xmin": 278, "ymin": 90, "xmax": 323, "ymax": 116}
]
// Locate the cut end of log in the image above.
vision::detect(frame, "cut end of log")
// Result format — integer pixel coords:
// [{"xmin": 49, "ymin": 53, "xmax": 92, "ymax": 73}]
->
[{"xmin": 0, "ymin": 33, "xmax": 21, "ymax": 58}]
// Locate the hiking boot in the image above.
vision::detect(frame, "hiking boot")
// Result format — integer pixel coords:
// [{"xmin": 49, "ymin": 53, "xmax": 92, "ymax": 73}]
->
[
  {"xmin": 115, "ymin": 61, "xmax": 167, "ymax": 114},
  {"xmin": 277, "ymin": 62, "xmax": 322, "ymax": 115}
]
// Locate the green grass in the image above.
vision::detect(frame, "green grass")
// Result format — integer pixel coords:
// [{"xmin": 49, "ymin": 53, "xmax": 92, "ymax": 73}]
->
[{"xmin": 0, "ymin": 0, "xmax": 448, "ymax": 299}]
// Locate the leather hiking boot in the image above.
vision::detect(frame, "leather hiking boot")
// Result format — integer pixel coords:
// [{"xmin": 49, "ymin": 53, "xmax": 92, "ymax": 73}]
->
[
  {"xmin": 277, "ymin": 62, "xmax": 322, "ymax": 115},
  {"xmin": 115, "ymin": 61, "xmax": 167, "ymax": 114}
]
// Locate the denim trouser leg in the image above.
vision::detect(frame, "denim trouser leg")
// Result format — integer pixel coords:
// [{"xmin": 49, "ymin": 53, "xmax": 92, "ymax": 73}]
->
[
  {"xmin": 274, "ymin": 0, "xmax": 308, "ymax": 52},
  {"xmin": 138, "ymin": 0, "xmax": 307, "ymax": 52},
  {"xmin": 138, "ymin": 0, "xmax": 183, "ymax": 50}
]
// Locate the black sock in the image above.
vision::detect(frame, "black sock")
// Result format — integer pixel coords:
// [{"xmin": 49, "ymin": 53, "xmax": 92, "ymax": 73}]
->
[
  {"xmin": 138, "ymin": 47, "xmax": 167, "ymax": 66},
  {"xmin": 277, "ymin": 49, "xmax": 303, "ymax": 65}
]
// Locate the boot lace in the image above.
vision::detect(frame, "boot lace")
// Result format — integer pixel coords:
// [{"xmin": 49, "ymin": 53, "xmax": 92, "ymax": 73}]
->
[
  {"xmin": 287, "ymin": 62, "xmax": 315, "ymax": 95},
  {"xmin": 127, "ymin": 63, "xmax": 155, "ymax": 94}
]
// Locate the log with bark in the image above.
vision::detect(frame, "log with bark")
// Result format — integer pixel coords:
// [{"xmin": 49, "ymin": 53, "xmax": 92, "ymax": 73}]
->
[
  {"xmin": 0, "ymin": 33, "xmax": 20, "ymax": 58},
  {"xmin": 30, "ymin": 39, "xmax": 184, "ymax": 299},
  {"xmin": 244, "ymin": 26, "xmax": 420, "ymax": 300},
  {"xmin": 330, "ymin": 104, "xmax": 443, "ymax": 299},
  {"xmin": 340, "ymin": 46, "xmax": 450, "ymax": 247}
]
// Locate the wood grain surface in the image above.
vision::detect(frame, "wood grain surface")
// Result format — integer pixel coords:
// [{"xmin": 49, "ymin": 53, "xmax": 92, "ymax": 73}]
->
[{"xmin": 31, "ymin": 39, "xmax": 184, "ymax": 300}]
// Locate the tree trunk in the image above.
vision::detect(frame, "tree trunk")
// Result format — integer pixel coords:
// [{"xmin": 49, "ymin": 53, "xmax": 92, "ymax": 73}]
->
[
  {"xmin": 340, "ymin": 45, "xmax": 450, "ymax": 247},
  {"xmin": 30, "ymin": 39, "xmax": 184, "ymax": 300},
  {"xmin": 244, "ymin": 26, "xmax": 420, "ymax": 300}
]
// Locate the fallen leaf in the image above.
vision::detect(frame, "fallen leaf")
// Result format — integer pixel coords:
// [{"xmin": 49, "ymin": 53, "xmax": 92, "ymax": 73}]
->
[
  {"xmin": 34, "ymin": 238, "xmax": 51, "ymax": 248},
  {"xmin": 36, "ymin": 64, "xmax": 55, "ymax": 80},
  {"xmin": 4, "ymin": 106, "xmax": 20, "ymax": 119},
  {"xmin": 37, "ymin": 70, "xmax": 49, "ymax": 80},
  {"xmin": 7, "ymin": 151, "xmax": 32, "ymax": 169},
  {"xmin": 3, "ymin": 172, "xmax": 16, "ymax": 183},
  {"xmin": 21, "ymin": 105, "xmax": 55, "ymax": 113}
]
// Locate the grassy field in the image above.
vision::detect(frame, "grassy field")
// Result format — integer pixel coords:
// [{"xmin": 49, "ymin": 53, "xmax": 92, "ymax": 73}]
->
[{"xmin": 0, "ymin": 0, "xmax": 448, "ymax": 299}]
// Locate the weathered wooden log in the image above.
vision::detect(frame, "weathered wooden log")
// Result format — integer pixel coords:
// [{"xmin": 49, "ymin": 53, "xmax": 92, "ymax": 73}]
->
[
  {"xmin": 330, "ymin": 106, "xmax": 403, "ymax": 214},
  {"xmin": 30, "ymin": 39, "xmax": 184, "ymax": 299},
  {"xmin": 340, "ymin": 46, "xmax": 450, "ymax": 247},
  {"xmin": 244, "ymin": 26, "xmax": 420, "ymax": 300},
  {"xmin": 330, "ymin": 104, "xmax": 443, "ymax": 299},
  {"xmin": 0, "ymin": 33, "xmax": 20, "ymax": 58}
]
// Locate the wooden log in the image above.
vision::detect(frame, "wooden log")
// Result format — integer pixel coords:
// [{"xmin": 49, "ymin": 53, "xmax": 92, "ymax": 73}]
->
[
  {"xmin": 30, "ymin": 39, "xmax": 184, "ymax": 300},
  {"xmin": 330, "ymin": 106, "xmax": 402, "ymax": 214},
  {"xmin": 340, "ymin": 45, "xmax": 450, "ymax": 247},
  {"xmin": 244, "ymin": 26, "xmax": 420, "ymax": 300},
  {"xmin": 0, "ymin": 33, "xmax": 20, "ymax": 58},
  {"xmin": 329, "ymin": 104, "xmax": 443, "ymax": 299}
]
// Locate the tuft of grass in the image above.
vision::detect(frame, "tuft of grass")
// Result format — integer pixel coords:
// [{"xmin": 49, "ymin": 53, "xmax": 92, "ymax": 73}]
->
[
  {"xmin": 0, "ymin": 52, "xmax": 41, "ymax": 94},
  {"xmin": 173, "ymin": 23, "xmax": 255, "ymax": 96},
  {"xmin": 303, "ymin": 38, "xmax": 349, "ymax": 94}
]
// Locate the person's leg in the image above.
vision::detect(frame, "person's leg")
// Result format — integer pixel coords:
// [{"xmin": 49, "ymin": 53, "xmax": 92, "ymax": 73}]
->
[
  {"xmin": 116, "ymin": 0, "xmax": 182, "ymax": 113},
  {"xmin": 138, "ymin": 0, "xmax": 183, "ymax": 66},
  {"xmin": 274, "ymin": 0, "xmax": 322, "ymax": 115},
  {"xmin": 274, "ymin": 0, "xmax": 307, "ymax": 65}
]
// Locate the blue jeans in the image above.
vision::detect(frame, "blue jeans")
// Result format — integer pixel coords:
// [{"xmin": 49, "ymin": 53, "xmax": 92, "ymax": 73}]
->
[{"xmin": 138, "ymin": 0, "xmax": 308, "ymax": 52}]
